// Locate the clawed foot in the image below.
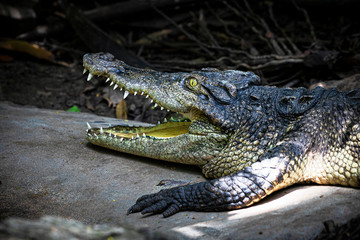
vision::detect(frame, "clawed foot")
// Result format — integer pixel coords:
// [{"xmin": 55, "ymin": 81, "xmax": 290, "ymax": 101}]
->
[{"xmin": 127, "ymin": 188, "xmax": 187, "ymax": 217}]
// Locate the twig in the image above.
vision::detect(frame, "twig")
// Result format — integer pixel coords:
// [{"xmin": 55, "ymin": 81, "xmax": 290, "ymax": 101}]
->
[
  {"xmin": 268, "ymin": 3, "xmax": 302, "ymax": 55},
  {"xmin": 206, "ymin": 2, "xmax": 242, "ymax": 40},
  {"xmin": 277, "ymin": 38, "xmax": 293, "ymax": 56},
  {"xmin": 268, "ymin": 70, "xmax": 304, "ymax": 85},
  {"xmin": 233, "ymin": 58, "xmax": 304, "ymax": 70},
  {"xmin": 208, "ymin": 45, "xmax": 305, "ymax": 61},
  {"xmin": 292, "ymin": 0, "xmax": 317, "ymax": 42},
  {"xmin": 149, "ymin": 56, "xmax": 304, "ymax": 71},
  {"xmin": 192, "ymin": 9, "xmax": 220, "ymax": 47},
  {"xmin": 151, "ymin": 3, "xmax": 215, "ymax": 58},
  {"xmin": 243, "ymin": 0, "xmax": 285, "ymax": 55},
  {"xmin": 224, "ymin": 0, "xmax": 275, "ymax": 54}
]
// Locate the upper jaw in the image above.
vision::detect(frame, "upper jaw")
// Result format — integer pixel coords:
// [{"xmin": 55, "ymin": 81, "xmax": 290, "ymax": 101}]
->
[
  {"xmin": 83, "ymin": 53, "xmax": 229, "ymax": 153},
  {"xmin": 83, "ymin": 52, "xmax": 191, "ymax": 113}
]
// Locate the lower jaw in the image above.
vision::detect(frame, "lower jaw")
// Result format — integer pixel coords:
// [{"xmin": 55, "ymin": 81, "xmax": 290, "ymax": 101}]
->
[{"xmin": 86, "ymin": 128, "xmax": 210, "ymax": 165}]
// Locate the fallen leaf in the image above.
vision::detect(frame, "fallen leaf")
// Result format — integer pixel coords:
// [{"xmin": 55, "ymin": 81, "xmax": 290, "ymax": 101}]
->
[
  {"xmin": 0, "ymin": 39, "xmax": 54, "ymax": 62},
  {"xmin": 116, "ymin": 99, "xmax": 127, "ymax": 120},
  {"xmin": 135, "ymin": 29, "xmax": 172, "ymax": 45}
]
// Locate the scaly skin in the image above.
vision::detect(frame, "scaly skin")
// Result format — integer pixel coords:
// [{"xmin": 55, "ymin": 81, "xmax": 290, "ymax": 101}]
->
[{"xmin": 83, "ymin": 52, "xmax": 360, "ymax": 217}]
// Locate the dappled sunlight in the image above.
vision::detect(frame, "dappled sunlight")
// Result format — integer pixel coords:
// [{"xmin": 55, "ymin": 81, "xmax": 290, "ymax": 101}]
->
[
  {"xmin": 172, "ymin": 185, "xmax": 349, "ymax": 239},
  {"xmin": 227, "ymin": 185, "xmax": 331, "ymax": 221}
]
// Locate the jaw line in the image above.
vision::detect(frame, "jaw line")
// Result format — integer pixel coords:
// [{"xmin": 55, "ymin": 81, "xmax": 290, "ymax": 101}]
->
[
  {"xmin": 83, "ymin": 65, "xmax": 215, "ymax": 142},
  {"xmin": 83, "ymin": 55, "xmax": 190, "ymax": 114}
]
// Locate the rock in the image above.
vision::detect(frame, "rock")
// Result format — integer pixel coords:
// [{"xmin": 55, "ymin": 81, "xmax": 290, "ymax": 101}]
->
[
  {"xmin": 0, "ymin": 101, "xmax": 359, "ymax": 240},
  {"xmin": 0, "ymin": 215, "xmax": 167, "ymax": 240}
]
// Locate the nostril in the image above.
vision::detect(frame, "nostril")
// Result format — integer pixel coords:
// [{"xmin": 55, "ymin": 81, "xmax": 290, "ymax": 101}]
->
[
  {"xmin": 99, "ymin": 52, "xmax": 115, "ymax": 61},
  {"xmin": 116, "ymin": 66, "xmax": 125, "ymax": 74},
  {"xmin": 105, "ymin": 52, "xmax": 115, "ymax": 60}
]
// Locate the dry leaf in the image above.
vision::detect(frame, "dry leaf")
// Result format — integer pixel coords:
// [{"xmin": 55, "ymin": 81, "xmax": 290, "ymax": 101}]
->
[
  {"xmin": 116, "ymin": 99, "xmax": 127, "ymax": 120},
  {"xmin": 0, "ymin": 39, "xmax": 54, "ymax": 61},
  {"xmin": 135, "ymin": 29, "xmax": 172, "ymax": 45}
]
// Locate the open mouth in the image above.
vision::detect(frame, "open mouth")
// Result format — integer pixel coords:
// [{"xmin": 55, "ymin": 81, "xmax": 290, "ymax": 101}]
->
[
  {"xmin": 83, "ymin": 60, "xmax": 194, "ymax": 142},
  {"xmin": 82, "ymin": 53, "xmax": 228, "ymax": 164},
  {"xmin": 86, "ymin": 119, "xmax": 191, "ymax": 141}
]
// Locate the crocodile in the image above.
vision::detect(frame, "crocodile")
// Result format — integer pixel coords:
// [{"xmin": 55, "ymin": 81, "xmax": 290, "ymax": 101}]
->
[{"xmin": 83, "ymin": 52, "xmax": 360, "ymax": 217}]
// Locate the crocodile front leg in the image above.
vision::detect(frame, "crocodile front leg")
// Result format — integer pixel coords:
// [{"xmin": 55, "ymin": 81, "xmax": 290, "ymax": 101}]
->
[{"xmin": 127, "ymin": 143, "xmax": 304, "ymax": 217}]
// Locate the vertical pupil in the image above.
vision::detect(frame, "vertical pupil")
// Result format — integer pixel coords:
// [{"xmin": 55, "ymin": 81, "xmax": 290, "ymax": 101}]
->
[{"xmin": 190, "ymin": 78, "xmax": 197, "ymax": 86}]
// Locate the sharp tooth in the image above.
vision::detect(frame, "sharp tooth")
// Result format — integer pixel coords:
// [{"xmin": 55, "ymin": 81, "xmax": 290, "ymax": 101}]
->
[
  {"xmin": 136, "ymin": 134, "xmax": 139, "ymax": 138},
  {"xmin": 141, "ymin": 92, "xmax": 144, "ymax": 95},
  {"xmin": 110, "ymin": 81, "xmax": 114, "ymax": 86},
  {"xmin": 87, "ymin": 73, "xmax": 93, "ymax": 81},
  {"xmin": 120, "ymin": 138, "xmax": 123, "ymax": 142},
  {"xmin": 167, "ymin": 109, "xmax": 170, "ymax": 112},
  {"xmin": 100, "ymin": 127, "xmax": 104, "ymax": 134},
  {"xmin": 83, "ymin": 69, "xmax": 87, "ymax": 74},
  {"xmin": 113, "ymin": 84, "xmax": 118, "ymax": 90},
  {"xmin": 114, "ymin": 134, "xmax": 117, "ymax": 138},
  {"xmin": 143, "ymin": 133, "xmax": 146, "ymax": 137},
  {"xmin": 134, "ymin": 91, "xmax": 137, "ymax": 96},
  {"xmin": 154, "ymin": 103, "xmax": 158, "ymax": 107},
  {"xmin": 158, "ymin": 121, "xmax": 160, "ymax": 125},
  {"xmin": 161, "ymin": 107, "xmax": 164, "ymax": 110},
  {"xmin": 105, "ymin": 78, "xmax": 110, "ymax": 83},
  {"xmin": 87, "ymin": 122, "xmax": 91, "ymax": 129},
  {"xmin": 131, "ymin": 136, "xmax": 134, "ymax": 139},
  {"xmin": 164, "ymin": 118, "xmax": 167, "ymax": 122},
  {"xmin": 150, "ymin": 99, "xmax": 153, "ymax": 103},
  {"xmin": 124, "ymin": 91, "xmax": 129, "ymax": 99},
  {"xmin": 120, "ymin": 88, "xmax": 123, "ymax": 91},
  {"xmin": 145, "ymin": 95, "xmax": 149, "ymax": 98}
]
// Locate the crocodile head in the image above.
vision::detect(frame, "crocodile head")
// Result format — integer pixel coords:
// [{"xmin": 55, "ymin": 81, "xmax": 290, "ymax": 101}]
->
[{"xmin": 83, "ymin": 52, "xmax": 260, "ymax": 165}]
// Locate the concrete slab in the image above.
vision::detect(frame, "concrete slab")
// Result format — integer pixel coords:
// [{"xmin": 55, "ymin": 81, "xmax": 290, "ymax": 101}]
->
[{"xmin": 0, "ymin": 101, "xmax": 359, "ymax": 239}]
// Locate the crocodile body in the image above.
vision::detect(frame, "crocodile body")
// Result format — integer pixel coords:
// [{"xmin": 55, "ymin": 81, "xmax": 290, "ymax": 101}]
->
[{"xmin": 83, "ymin": 52, "xmax": 360, "ymax": 217}]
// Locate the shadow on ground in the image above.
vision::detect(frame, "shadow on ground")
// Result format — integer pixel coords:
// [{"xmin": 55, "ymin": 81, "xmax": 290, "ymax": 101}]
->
[{"xmin": 0, "ymin": 102, "xmax": 359, "ymax": 239}]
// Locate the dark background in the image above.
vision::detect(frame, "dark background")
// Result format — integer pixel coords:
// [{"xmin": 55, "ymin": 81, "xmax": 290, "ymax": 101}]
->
[{"xmin": 0, "ymin": 0, "xmax": 359, "ymax": 124}]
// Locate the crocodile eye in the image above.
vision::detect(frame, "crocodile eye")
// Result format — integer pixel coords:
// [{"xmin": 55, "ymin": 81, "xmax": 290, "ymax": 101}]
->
[
  {"xmin": 185, "ymin": 76, "xmax": 200, "ymax": 90},
  {"xmin": 188, "ymin": 77, "xmax": 198, "ymax": 87}
]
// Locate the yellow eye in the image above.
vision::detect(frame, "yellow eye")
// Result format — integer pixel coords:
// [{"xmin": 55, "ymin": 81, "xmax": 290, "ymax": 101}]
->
[{"xmin": 189, "ymin": 78, "xmax": 198, "ymax": 87}]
